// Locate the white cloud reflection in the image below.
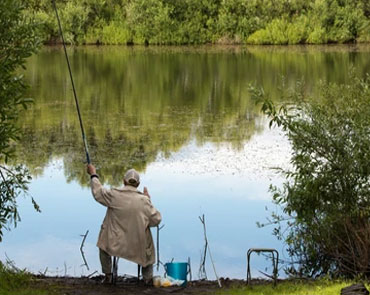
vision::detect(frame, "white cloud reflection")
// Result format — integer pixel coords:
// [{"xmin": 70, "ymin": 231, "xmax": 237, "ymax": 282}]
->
[{"xmin": 150, "ymin": 125, "xmax": 292, "ymax": 182}]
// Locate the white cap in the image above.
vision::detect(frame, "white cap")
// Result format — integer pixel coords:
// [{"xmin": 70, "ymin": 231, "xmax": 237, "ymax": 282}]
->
[{"xmin": 124, "ymin": 169, "xmax": 140, "ymax": 186}]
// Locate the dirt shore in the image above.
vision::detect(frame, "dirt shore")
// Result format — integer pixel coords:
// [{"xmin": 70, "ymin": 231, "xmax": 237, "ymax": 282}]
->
[{"xmin": 34, "ymin": 276, "xmax": 247, "ymax": 295}]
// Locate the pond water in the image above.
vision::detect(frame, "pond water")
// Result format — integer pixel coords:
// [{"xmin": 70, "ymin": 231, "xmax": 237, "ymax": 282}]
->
[{"xmin": 0, "ymin": 45, "xmax": 369, "ymax": 280}]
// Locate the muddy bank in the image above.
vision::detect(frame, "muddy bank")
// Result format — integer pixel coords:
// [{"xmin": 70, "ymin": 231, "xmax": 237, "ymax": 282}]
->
[{"xmin": 33, "ymin": 275, "xmax": 252, "ymax": 295}]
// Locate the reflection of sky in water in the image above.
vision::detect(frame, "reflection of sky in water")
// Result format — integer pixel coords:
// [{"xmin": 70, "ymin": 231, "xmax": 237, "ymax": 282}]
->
[{"xmin": 0, "ymin": 125, "xmax": 291, "ymax": 279}]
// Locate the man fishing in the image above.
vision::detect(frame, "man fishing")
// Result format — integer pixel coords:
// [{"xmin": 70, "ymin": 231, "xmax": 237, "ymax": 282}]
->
[
  {"xmin": 87, "ymin": 164, "xmax": 162, "ymax": 285},
  {"xmin": 52, "ymin": 0, "xmax": 161, "ymax": 285}
]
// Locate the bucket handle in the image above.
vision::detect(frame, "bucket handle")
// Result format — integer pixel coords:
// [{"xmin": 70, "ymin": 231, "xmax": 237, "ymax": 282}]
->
[{"xmin": 163, "ymin": 258, "xmax": 174, "ymax": 277}]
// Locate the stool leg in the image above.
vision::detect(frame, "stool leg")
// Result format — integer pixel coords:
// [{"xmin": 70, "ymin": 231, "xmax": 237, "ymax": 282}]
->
[
  {"xmin": 137, "ymin": 264, "xmax": 141, "ymax": 283},
  {"xmin": 112, "ymin": 257, "xmax": 118, "ymax": 285}
]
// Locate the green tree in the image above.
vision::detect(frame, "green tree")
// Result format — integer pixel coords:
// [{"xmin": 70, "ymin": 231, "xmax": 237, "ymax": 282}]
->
[
  {"xmin": 126, "ymin": 0, "xmax": 173, "ymax": 44},
  {"xmin": 252, "ymin": 73, "xmax": 370, "ymax": 278},
  {"xmin": 0, "ymin": 0, "xmax": 41, "ymax": 240}
]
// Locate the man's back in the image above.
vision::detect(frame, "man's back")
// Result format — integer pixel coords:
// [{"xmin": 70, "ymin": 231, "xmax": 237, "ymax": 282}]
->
[{"xmin": 91, "ymin": 177, "xmax": 162, "ymax": 267}]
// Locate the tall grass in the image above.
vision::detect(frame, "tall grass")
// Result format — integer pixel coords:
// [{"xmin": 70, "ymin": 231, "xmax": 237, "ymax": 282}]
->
[{"xmin": 0, "ymin": 261, "xmax": 54, "ymax": 295}]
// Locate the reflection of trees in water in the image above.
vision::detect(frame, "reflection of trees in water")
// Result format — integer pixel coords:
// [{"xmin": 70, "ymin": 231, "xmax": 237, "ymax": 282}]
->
[
  {"xmin": 17, "ymin": 47, "xmax": 264, "ymax": 185},
  {"xmin": 16, "ymin": 107, "xmax": 260, "ymax": 186},
  {"xmin": 16, "ymin": 46, "xmax": 369, "ymax": 186}
]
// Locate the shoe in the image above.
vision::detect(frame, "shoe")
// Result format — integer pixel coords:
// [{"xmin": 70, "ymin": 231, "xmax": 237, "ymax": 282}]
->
[
  {"xmin": 144, "ymin": 279, "xmax": 153, "ymax": 287},
  {"xmin": 101, "ymin": 273, "xmax": 112, "ymax": 285}
]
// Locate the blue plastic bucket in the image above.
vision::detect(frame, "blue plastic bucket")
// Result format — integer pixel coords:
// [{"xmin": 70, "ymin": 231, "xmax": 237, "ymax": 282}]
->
[{"xmin": 164, "ymin": 262, "xmax": 190, "ymax": 287}]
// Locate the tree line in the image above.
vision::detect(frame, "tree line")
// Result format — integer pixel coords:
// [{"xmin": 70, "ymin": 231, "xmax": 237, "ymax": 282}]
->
[{"xmin": 26, "ymin": 0, "xmax": 370, "ymax": 45}]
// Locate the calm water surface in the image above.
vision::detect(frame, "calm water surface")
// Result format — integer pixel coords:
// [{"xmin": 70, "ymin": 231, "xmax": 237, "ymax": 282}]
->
[{"xmin": 1, "ymin": 45, "xmax": 369, "ymax": 279}]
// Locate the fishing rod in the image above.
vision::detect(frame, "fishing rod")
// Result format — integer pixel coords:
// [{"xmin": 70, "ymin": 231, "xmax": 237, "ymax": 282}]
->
[{"xmin": 51, "ymin": 0, "xmax": 91, "ymax": 164}]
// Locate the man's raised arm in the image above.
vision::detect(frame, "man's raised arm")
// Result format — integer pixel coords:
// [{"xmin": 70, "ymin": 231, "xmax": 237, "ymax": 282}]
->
[{"xmin": 87, "ymin": 164, "xmax": 112, "ymax": 207}]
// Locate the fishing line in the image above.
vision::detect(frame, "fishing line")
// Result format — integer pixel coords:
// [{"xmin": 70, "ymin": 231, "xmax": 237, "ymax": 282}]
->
[{"xmin": 52, "ymin": 0, "xmax": 91, "ymax": 164}]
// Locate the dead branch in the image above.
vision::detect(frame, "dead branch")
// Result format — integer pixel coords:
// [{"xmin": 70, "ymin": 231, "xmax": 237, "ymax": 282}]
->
[
  {"xmin": 80, "ymin": 230, "xmax": 89, "ymax": 270},
  {"xmin": 198, "ymin": 215, "xmax": 207, "ymax": 280},
  {"xmin": 87, "ymin": 270, "xmax": 98, "ymax": 278},
  {"xmin": 198, "ymin": 214, "xmax": 222, "ymax": 288}
]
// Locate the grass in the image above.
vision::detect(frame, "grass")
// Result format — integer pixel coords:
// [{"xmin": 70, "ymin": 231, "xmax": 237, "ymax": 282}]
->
[
  {"xmin": 219, "ymin": 279, "xmax": 370, "ymax": 295},
  {"xmin": 1, "ymin": 259, "xmax": 369, "ymax": 295},
  {"xmin": 0, "ymin": 261, "xmax": 59, "ymax": 295}
]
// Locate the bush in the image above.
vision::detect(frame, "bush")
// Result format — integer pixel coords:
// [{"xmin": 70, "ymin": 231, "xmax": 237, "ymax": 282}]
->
[
  {"xmin": 59, "ymin": 0, "xmax": 90, "ymax": 44},
  {"xmin": 307, "ymin": 25, "xmax": 327, "ymax": 44},
  {"xmin": 0, "ymin": 0, "xmax": 41, "ymax": 240},
  {"xmin": 126, "ymin": 0, "xmax": 173, "ymax": 44},
  {"xmin": 358, "ymin": 20, "xmax": 370, "ymax": 42},
  {"xmin": 327, "ymin": 5, "xmax": 366, "ymax": 43},
  {"xmin": 101, "ymin": 21, "xmax": 130, "ymax": 45},
  {"xmin": 252, "ymin": 73, "xmax": 370, "ymax": 278},
  {"xmin": 307, "ymin": 0, "xmax": 368, "ymax": 44},
  {"xmin": 247, "ymin": 17, "xmax": 309, "ymax": 45},
  {"xmin": 168, "ymin": 0, "xmax": 220, "ymax": 44},
  {"xmin": 217, "ymin": 0, "xmax": 262, "ymax": 42},
  {"xmin": 85, "ymin": 20, "xmax": 104, "ymax": 44}
]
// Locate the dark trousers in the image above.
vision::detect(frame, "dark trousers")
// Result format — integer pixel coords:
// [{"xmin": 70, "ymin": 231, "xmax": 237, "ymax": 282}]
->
[{"xmin": 99, "ymin": 248, "xmax": 153, "ymax": 282}]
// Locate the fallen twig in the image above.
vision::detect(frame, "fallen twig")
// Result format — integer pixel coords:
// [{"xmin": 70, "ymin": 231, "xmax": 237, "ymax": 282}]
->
[
  {"xmin": 43, "ymin": 267, "xmax": 48, "ymax": 276},
  {"xmin": 258, "ymin": 270, "xmax": 275, "ymax": 280},
  {"xmin": 87, "ymin": 270, "xmax": 98, "ymax": 278}
]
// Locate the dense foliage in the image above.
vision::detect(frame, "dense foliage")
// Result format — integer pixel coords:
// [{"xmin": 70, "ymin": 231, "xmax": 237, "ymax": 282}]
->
[
  {"xmin": 252, "ymin": 73, "xmax": 370, "ymax": 278},
  {"xmin": 0, "ymin": 0, "xmax": 41, "ymax": 241},
  {"xmin": 25, "ymin": 0, "xmax": 370, "ymax": 45}
]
